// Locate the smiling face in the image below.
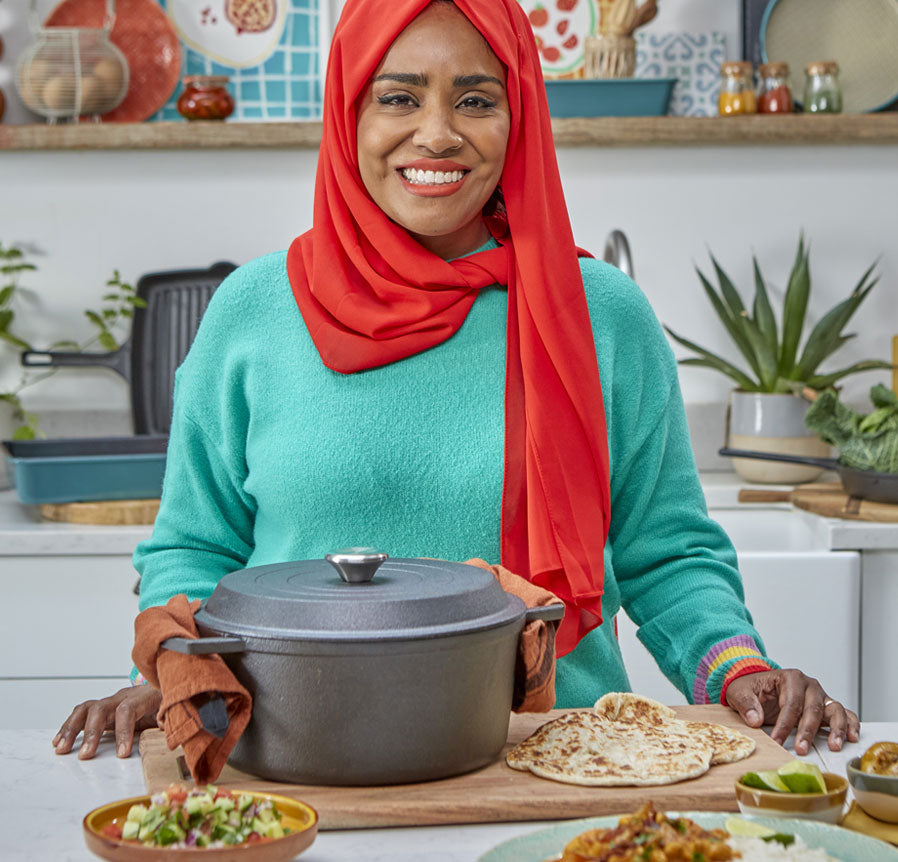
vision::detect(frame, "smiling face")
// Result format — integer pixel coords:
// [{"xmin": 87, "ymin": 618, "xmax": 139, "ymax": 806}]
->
[{"xmin": 356, "ymin": 2, "xmax": 511, "ymax": 260}]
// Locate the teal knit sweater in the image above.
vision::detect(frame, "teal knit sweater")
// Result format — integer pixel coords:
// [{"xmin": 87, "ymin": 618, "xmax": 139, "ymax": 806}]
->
[{"xmin": 133, "ymin": 246, "xmax": 774, "ymax": 707}]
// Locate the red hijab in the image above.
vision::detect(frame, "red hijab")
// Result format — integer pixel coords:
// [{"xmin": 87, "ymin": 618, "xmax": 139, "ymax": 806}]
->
[{"xmin": 287, "ymin": 0, "xmax": 611, "ymax": 656}]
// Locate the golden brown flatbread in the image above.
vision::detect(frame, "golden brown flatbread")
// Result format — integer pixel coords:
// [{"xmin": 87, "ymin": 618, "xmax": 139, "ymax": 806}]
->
[
  {"xmin": 506, "ymin": 693, "xmax": 754, "ymax": 787},
  {"xmin": 685, "ymin": 719, "xmax": 756, "ymax": 765}
]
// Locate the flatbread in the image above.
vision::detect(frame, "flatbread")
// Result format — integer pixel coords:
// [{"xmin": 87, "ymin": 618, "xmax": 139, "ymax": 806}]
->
[
  {"xmin": 685, "ymin": 719, "xmax": 756, "ymax": 764},
  {"xmin": 506, "ymin": 693, "xmax": 754, "ymax": 787}
]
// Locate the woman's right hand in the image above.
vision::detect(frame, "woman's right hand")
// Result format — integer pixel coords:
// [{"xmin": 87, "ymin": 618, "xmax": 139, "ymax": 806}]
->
[{"xmin": 53, "ymin": 685, "xmax": 162, "ymax": 759}]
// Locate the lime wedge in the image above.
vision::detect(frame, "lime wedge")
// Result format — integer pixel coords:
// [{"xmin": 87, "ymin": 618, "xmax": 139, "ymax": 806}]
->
[
  {"xmin": 777, "ymin": 760, "xmax": 827, "ymax": 794},
  {"xmin": 739, "ymin": 770, "xmax": 791, "ymax": 792},
  {"xmin": 725, "ymin": 816, "xmax": 776, "ymax": 839}
]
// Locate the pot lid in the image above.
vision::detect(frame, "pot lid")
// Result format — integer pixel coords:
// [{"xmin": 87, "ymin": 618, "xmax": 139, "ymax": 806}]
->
[{"xmin": 195, "ymin": 550, "xmax": 526, "ymax": 642}]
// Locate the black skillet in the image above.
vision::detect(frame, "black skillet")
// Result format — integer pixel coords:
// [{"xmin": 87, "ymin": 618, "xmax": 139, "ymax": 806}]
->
[{"xmin": 719, "ymin": 446, "xmax": 898, "ymax": 505}]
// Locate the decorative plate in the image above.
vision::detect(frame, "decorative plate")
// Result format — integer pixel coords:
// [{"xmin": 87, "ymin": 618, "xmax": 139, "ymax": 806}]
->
[
  {"xmin": 517, "ymin": 0, "xmax": 599, "ymax": 78},
  {"xmin": 45, "ymin": 0, "xmax": 182, "ymax": 122},
  {"xmin": 154, "ymin": 0, "xmax": 322, "ymax": 122},
  {"xmin": 761, "ymin": 0, "xmax": 898, "ymax": 113},
  {"xmin": 478, "ymin": 811, "xmax": 898, "ymax": 861},
  {"xmin": 83, "ymin": 789, "xmax": 318, "ymax": 861},
  {"xmin": 167, "ymin": 0, "xmax": 289, "ymax": 70}
]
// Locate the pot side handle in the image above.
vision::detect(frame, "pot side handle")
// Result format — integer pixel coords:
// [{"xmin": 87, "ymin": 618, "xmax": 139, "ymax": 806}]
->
[
  {"xmin": 525, "ymin": 603, "xmax": 565, "ymax": 623},
  {"xmin": 160, "ymin": 636, "xmax": 246, "ymax": 655}
]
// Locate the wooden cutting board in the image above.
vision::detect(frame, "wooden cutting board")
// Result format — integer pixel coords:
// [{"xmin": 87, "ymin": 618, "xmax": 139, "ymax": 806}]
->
[
  {"xmin": 139, "ymin": 705, "xmax": 789, "ymax": 830},
  {"xmin": 39, "ymin": 498, "xmax": 160, "ymax": 525},
  {"xmin": 738, "ymin": 483, "xmax": 898, "ymax": 522}
]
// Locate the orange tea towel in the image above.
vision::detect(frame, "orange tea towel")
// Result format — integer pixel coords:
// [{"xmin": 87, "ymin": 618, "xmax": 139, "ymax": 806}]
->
[
  {"xmin": 841, "ymin": 801, "xmax": 898, "ymax": 845},
  {"xmin": 132, "ymin": 594, "xmax": 252, "ymax": 784},
  {"xmin": 464, "ymin": 558, "xmax": 561, "ymax": 713}
]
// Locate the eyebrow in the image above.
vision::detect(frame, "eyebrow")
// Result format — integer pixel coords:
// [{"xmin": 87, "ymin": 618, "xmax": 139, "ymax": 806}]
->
[{"xmin": 373, "ymin": 72, "xmax": 504, "ymax": 89}]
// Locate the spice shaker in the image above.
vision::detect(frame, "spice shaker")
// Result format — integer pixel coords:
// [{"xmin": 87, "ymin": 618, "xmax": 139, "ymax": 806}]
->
[
  {"xmin": 718, "ymin": 61, "xmax": 757, "ymax": 116},
  {"xmin": 803, "ymin": 61, "xmax": 842, "ymax": 114},
  {"xmin": 757, "ymin": 62, "xmax": 794, "ymax": 114}
]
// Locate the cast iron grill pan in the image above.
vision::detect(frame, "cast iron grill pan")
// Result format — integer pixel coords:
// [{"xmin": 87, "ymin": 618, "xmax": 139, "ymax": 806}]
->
[{"xmin": 21, "ymin": 262, "xmax": 236, "ymax": 436}]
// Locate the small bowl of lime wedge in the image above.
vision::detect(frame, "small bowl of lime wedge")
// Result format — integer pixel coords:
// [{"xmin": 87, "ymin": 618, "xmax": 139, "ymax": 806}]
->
[{"xmin": 735, "ymin": 760, "xmax": 848, "ymax": 824}]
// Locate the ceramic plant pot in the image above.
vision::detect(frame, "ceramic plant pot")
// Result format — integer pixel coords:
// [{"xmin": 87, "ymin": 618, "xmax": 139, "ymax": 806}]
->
[{"xmin": 727, "ymin": 390, "xmax": 830, "ymax": 484}]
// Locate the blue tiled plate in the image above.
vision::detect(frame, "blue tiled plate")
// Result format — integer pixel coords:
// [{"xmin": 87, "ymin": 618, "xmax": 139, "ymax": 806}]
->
[{"xmin": 477, "ymin": 812, "xmax": 898, "ymax": 861}]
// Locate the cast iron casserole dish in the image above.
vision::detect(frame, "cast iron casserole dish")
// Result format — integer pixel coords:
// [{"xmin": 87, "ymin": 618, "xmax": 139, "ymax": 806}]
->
[{"xmin": 162, "ymin": 550, "xmax": 564, "ymax": 786}]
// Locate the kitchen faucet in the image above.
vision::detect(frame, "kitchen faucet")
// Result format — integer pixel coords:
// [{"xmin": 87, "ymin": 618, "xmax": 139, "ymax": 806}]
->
[{"xmin": 603, "ymin": 229, "xmax": 634, "ymax": 280}]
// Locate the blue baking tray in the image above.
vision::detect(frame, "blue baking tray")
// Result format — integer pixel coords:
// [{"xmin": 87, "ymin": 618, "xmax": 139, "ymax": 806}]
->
[
  {"xmin": 544, "ymin": 77, "xmax": 677, "ymax": 117},
  {"xmin": 2, "ymin": 436, "xmax": 167, "ymax": 504}
]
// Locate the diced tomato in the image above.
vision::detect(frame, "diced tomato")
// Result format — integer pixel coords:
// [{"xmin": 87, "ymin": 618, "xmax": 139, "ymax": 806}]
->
[
  {"xmin": 247, "ymin": 832, "xmax": 262, "ymax": 843},
  {"xmin": 166, "ymin": 783, "xmax": 188, "ymax": 804},
  {"xmin": 214, "ymin": 788, "xmax": 235, "ymax": 800},
  {"xmin": 101, "ymin": 823, "xmax": 123, "ymax": 840}
]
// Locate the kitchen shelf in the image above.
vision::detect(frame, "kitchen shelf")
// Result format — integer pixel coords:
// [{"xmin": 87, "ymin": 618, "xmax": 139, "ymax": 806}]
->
[{"xmin": 2, "ymin": 113, "xmax": 898, "ymax": 150}]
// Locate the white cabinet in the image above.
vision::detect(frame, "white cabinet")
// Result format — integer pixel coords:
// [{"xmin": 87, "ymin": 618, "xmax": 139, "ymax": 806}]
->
[
  {"xmin": 0, "ymin": 553, "xmax": 139, "ymax": 729},
  {"xmin": 859, "ymin": 550, "xmax": 898, "ymax": 721},
  {"xmin": 617, "ymin": 507, "xmax": 862, "ymax": 714}
]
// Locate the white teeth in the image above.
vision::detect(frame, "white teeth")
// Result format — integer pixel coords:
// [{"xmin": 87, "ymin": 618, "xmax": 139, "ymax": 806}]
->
[{"xmin": 401, "ymin": 168, "xmax": 465, "ymax": 185}]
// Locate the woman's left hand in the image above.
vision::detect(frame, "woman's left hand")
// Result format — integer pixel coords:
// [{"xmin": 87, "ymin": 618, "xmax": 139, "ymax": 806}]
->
[{"xmin": 725, "ymin": 669, "xmax": 860, "ymax": 754}]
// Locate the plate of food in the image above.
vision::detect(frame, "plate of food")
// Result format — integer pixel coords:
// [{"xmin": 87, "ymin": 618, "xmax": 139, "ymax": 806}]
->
[
  {"xmin": 478, "ymin": 804, "xmax": 898, "ymax": 861},
  {"xmin": 83, "ymin": 783, "xmax": 318, "ymax": 860}
]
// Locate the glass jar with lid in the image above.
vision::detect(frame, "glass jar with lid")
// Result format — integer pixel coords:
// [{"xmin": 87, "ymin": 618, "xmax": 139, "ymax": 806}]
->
[
  {"xmin": 757, "ymin": 61, "xmax": 794, "ymax": 114},
  {"xmin": 803, "ymin": 61, "xmax": 842, "ymax": 114},
  {"xmin": 718, "ymin": 61, "xmax": 757, "ymax": 116},
  {"xmin": 176, "ymin": 75, "xmax": 235, "ymax": 121}
]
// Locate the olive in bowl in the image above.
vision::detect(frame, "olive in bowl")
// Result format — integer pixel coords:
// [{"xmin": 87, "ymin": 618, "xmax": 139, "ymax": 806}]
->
[
  {"xmin": 847, "ymin": 746, "xmax": 898, "ymax": 824},
  {"xmin": 734, "ymin": 772, "xmax": 848, "ymax": 824}
]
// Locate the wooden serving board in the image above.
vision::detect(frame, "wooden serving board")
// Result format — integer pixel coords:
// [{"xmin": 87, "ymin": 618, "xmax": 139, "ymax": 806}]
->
[
  {"xmin": 738, "ymin": 483, "xmax": 898, "ymax": 523},
  {"xmin": 39, "ymin": 498, "xmax": 160, "ymax": 525},
  {"xmin": 139, "ymin": 705, "xmax": 789, "ymax": 830}
]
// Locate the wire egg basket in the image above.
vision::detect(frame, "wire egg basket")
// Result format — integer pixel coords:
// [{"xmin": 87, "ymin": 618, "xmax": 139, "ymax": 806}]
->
[{"xmin": 15, "ymin": 0, "xmax": 129, "ymax": 122}]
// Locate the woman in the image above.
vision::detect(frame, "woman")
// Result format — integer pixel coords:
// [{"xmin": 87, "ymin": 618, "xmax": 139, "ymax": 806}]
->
[{"xmin": 54, "ymin": 0, "xmax": 858, "ymax": 762}]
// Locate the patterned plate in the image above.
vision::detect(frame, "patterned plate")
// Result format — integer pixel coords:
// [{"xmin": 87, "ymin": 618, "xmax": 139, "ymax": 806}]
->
[{"xmin": 517, "ymin": 0, "xmax": 599, "ymax": 78}]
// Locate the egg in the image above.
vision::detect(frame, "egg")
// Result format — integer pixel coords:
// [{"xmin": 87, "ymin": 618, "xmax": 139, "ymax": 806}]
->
[
  {"xmin": 17, "ymin": 59, "xmax": 52, "ymax": 110},
  {"xmin": 91, "ymin": 58, "xmax": 125, "ymax": 102},
  {"xmin": 78, "ymin": 75, "xmax": 107, "ymax": 115},
  {"xmin": 42, "ymin": 75, "xmax": 77, "ymax": 113}
]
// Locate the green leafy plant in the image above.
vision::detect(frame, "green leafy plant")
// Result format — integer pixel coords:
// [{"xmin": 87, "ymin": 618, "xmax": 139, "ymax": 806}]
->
[
  {"xmin": 1, "ymin": 242, "xmax": 43, "ymax": 439},
  {"xmin": 1, "ymin": 242, "xmax": 145, "ymax": 440},
  {"xmin": 664, "ymin": 235, "xmax": 893, "ymax": 394},
  {"xmin": 806, "ymin": 384, "xmax": 898, "ymax": 473}
]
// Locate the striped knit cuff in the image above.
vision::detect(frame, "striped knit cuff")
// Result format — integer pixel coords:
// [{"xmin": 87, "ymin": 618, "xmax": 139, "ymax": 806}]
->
[
  {"xmin": 130, "ymin": 665, "xmax": 148, "ymax": 686},
  {"xmin": 692, "ymin": 635, "xmax": 779, "ymax": 705}
]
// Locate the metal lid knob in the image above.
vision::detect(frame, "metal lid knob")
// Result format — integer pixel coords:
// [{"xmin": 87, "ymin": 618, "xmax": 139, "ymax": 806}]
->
[{"xmin": 325, "ymin": 549, "xmax": 388, "ymax": 584}]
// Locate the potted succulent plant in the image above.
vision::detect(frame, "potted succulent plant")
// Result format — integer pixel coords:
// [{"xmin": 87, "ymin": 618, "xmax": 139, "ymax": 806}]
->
[{"xmin": 664, "ymin": 235, "xmax": 893, "ymax": 483}]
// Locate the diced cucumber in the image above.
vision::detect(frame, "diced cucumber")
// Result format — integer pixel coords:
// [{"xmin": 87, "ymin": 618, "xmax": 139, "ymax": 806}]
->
[
  {"xmin": 121, "ymin": 820, "xmax": 140, "ymax": 841},
  {"xmin": 237, "ymin": 794, "xmax": 254, "ymax": 813},
  {"xmin": 126, "ymin": 804, "xmax": 148, "ymax": 823},
  {"xmin": 213, "ymin": 796, "xmax": 236, "ymax": 813}
]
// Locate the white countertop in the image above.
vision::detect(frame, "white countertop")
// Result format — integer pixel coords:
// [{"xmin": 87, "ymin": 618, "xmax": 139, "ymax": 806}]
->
[
  {"xmin": 6, "ymin": 475, "xmax": 898, "ymax": 556},
  {"xmin": 1, "ymin": 724, "xmax": 894, "ymax": 862},
  {"xmin": 0, "ymin": 490, "xmax": 153, "ymax": 555}
]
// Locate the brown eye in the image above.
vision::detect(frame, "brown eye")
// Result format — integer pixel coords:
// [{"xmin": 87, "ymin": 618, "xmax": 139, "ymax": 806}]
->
[{"xmin": 377, "ymin": 94, "xmax": 417, "ymax": 107}]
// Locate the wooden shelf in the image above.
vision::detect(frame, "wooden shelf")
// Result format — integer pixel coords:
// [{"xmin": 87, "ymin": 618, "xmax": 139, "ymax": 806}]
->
[{"xmin": 2, "ymin": 113, "xmax": 898, "ymax": 151}]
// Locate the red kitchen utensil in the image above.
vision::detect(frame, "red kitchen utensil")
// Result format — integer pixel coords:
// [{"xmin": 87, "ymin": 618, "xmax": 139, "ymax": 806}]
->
[{"xmin": 44, "ymin": 0, "xmax": 181, "ymax": 121}]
